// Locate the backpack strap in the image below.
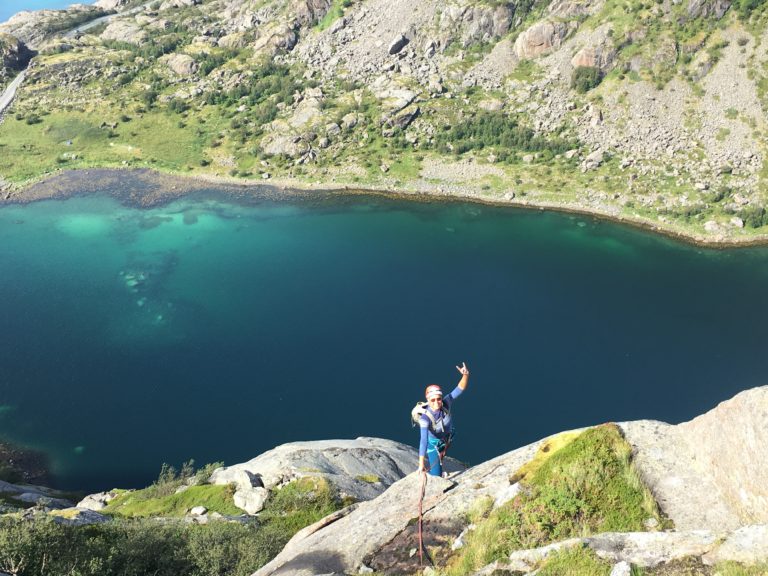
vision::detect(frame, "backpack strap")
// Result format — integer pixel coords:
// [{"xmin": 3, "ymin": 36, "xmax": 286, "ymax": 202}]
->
[{"xmin": 424, "ymin": 404, "xmax": 449, "ymax": 434}]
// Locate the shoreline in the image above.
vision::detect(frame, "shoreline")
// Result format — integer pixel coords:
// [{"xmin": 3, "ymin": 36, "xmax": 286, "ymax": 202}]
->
[
  {"xmin": 0, "ymin": 439, "xmax": 51, "ymax": 486},
  {"xmin": 4, "ymin": 166, "xmax": 768, "ymax": 249}
]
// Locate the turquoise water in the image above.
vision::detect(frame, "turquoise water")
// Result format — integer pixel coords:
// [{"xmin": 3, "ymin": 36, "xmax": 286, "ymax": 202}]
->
[
  {"xmin": 0, "ymin": 0, "xmax": 92, "ymax": 23},
  {"xmin": 1, "ymin": 190, "xmax": 768, "ymax": 491}
]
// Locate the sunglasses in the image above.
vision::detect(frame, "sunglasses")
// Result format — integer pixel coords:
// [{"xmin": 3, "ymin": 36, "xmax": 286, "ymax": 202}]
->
[{"xmin": 428, "ymin": 397, "xmax": 443, "ymax": 402}]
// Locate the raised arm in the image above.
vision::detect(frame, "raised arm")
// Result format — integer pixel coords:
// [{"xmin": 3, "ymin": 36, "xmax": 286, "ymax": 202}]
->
[{"xmin": 456, "ymin": 362, "xmax": 469, "ymax": 391}]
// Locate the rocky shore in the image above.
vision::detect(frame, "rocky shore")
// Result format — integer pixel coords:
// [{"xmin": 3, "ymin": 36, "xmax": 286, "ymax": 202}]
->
[
  {"xmin": 0, "ymin": 440, "xmax": 50, "ymax": 485},
  {"xmin": 6, "ymin": 167, "xmax": 768, "ymax": 248}
]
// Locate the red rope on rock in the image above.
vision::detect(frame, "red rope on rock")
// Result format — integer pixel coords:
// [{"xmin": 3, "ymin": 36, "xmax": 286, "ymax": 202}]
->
[{"xmin": 418, "ymin": 469, "xmax": 427, "ymax": 566}]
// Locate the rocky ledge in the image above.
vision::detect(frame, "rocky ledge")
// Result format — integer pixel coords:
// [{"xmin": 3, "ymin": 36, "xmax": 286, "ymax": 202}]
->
[
  {"xmin": 255, "ymin": 386, "xmax": 768, "ymax": 575},
  {"xmin": 209, "ymin": 437, "xmax": 463, "ymax": 514}
]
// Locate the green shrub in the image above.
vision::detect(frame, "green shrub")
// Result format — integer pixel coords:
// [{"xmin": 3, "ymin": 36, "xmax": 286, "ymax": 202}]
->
[
  {"xmin": 537, "ymin": 546, "xmax": 613, "ymax": 576},
  {"xmin": 571, "ymin": 66, "xmax": 602, "ymax": 93},
  {"xmin": 741, "ymin": 205, "xmax": 768, "ymax": 228},
  {"xmin": 168, "ymin": 99, "xmax": 190, "ymax": 114},
  {"xmin": 433, "ymin": 111, "xmax": 578, "ymax": 157},
  {"xmin": 0, "ymin": 477, "xmax": 344, "ymax": 576},
  {"xmin": 737, "ymin": 0, "xmax": 763, "ymax": 18},
  {"xmin": 196, "ymin": 50, "xmax": 238, "ymax": 77}
]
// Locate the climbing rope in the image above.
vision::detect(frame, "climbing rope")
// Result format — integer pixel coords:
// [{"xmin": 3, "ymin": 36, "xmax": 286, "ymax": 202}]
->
[
  {"xmin": 418, "ymin": 469, "xmax": 427, "ymax": 567},
  {"xmin": 417, "ymin": 441, "xmax": 450, "ymax": 567}
]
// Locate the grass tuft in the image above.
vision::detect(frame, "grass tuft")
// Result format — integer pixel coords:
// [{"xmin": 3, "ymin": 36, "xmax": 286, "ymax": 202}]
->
[{"xmin": 102, "ymin": 484, "xmax": 241, "ymax": 518}]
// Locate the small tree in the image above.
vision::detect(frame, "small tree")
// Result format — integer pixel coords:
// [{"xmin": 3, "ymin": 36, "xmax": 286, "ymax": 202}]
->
[{"xmin": 571, "ymin": 66, "xmax": 602, "ymax": 93}]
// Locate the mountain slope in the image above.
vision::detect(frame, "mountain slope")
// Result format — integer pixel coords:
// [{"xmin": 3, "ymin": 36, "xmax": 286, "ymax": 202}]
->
[{"xmin": 0, "ymin": 0, "xmax": 767, "ymax": 241}]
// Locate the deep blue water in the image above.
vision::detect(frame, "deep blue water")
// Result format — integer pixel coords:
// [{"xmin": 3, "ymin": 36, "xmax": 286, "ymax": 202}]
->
[
  {"xmin": 0, "ymin": 0, "xmax": 92, "ymax": 24},
  {"xmin": 1, "ymin": 190, "xmax": 768, "ymax": 491}
]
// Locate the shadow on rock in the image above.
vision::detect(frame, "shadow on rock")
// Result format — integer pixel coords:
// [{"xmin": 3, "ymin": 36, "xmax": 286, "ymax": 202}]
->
[
  {"xmin": 370, "ymin": 517, "xmax": 465, "ymax": 574},
  {"xmin": 270, "ymin": 549, "xmax": 346, "ymax": 576}
]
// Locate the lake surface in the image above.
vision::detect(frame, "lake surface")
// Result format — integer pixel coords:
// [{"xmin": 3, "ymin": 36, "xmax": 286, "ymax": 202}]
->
[
  {"xmin": 1, "ymin": 187, "xmax": 768, "ymax": 491},
  {"xmin": 0, "ymin": 0, "xmax": 92, "ymax": 24}
]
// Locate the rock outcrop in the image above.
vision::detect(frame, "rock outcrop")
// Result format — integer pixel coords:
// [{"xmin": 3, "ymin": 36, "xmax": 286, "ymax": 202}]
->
[
  {"xmin": 100, "ymin": 19, "xmax": 147, "ymax": 45},
  {"xmin": 253, "ymin": 386, "xmax": 768, "ymax": 575},
  {"xmin": 0, "ymin": 33, "xmax": 33, "ymax": 78},
  {"xmin": 210, "ymin": 437, "xmax": 462, "ymax": 513},
  {"xmin": 622, "ymin": 386, "xmax": 768, "ymax": 531},
  {"xmin": 94, "ymin": 0, "xmax": 134, "ymax": 10},
  {"xmin": 292, "ymin": 0, "xmax": 332, "ymax": 27},
  {"xmin": 163, "ymin": 53, "xmax": 198, "ymax": 77},
  {"xmin": 514, "ymin": 20, "xmax": 572, "ymax": 59},
  {"xmin": 0, "ymin": 5, "xmax": 106, "ymax": 49},
  {"xmin": 0, "ymin": 478, "xmax": 74, "ymax": 510}
]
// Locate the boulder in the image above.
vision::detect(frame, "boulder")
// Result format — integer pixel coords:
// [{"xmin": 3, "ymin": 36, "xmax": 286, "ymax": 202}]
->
[
  {"xmin": 209, "ymin": 468, "xmax": 264, "ymax": 492},
  {"xmin": 100, "ymin": 20, "xmax": 147, "ymax": 45},
  {"xmin": 289, "ymin": 95, "xmax": 324, "ymax": 129},
  {"xmin": 218, "ymin": 32, "xmax": 250, "ymax": 49},
  {"xmin": 293, "ymin": 0, "xmax": 332, "ymax": 27},
  {"xmin": 163, "ymin": 53, "xmax": 198, "ymax": 76},
  {"xmin": 371, "ymin": 79, "xmax": 416, "ymax": 112},
  {"xmin": 387, "ymin": 106, "xmax": 420, "ymax": 131},
  {"xmin": 514, "ymin": 20, "xmax": 570, "ymax": 59},
  {"xmin": 704, "ymin": 220, "xmax": 721, "ymax": 233},
  {"xmin": 260, "ymin": 132, "xmax": 309, "ymax": 158},
  {"xmin": 253, "ymin": 23, "xmax": 297, "ymax": 56},
  {"xmin": 234, "ymin": 486, "xmax": 269, "ymax": 514},
  {"xmin": 388, "ymin": 34, "xmax": 409, "ymax": 55},
  {"xmin": 571, "ymin": 42, "xmax": 617, "ymax": 72},
  {"xmin": 325, "ymin": 122, "xmax": 341, "ymax": 136},
  {"xmin": 341, "ymin": 112, "xmax": 358, "ymax": 130},
  {"xmin": 77, "ymin": 491, "xmax": 117, "ymax": 511}
]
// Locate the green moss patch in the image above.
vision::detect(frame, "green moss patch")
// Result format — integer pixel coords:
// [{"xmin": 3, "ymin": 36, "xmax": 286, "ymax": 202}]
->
[
  {"xmin": 103, "ymin": 484, "xmax": 241, "ymax": 518},
  {"xmin": 355, "ymin": 474, "xmax": 381, "ymax": 484},
  {"xmin": 538, "ymin": 546, "xmax": 614, "ymax": 576}
]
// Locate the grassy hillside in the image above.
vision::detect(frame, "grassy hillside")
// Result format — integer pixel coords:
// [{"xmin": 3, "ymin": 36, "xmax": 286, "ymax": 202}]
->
[{"xmin": 0, "ymin": 0, "xmax": 767, "ymax": 242}]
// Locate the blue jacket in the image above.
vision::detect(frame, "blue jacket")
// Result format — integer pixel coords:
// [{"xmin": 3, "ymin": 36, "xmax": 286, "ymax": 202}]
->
[{"xmin": 418, "ymin": 386, "xmax": 463, "ymax": 457}]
